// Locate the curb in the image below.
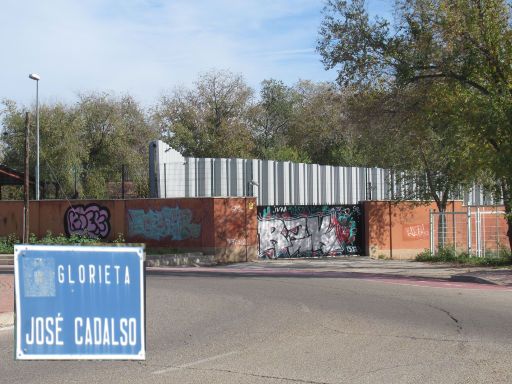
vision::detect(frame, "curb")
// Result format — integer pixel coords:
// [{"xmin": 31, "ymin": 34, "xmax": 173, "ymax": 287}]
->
[{"xmin": 451, "ymin": 275, "xmax": 500, "ymax": 286}]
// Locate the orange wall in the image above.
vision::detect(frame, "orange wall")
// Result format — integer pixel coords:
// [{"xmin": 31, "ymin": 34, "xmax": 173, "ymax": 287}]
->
[
  {"xmin": 0, "ymin": 197, "xmax": 258, "ymax": 262},
  {"xmin": 2, "ymin": 198, "xmax": 507, "ymax": 261},
  {"xmin": 363, "ymin": 200, "xmax": 509, "ymax": 259}
]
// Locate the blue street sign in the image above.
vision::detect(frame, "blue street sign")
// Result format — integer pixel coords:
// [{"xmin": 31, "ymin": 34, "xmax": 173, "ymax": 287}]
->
[{"xmin": 14, "ymin": 245, "xmax": 145, "ymax": 360}]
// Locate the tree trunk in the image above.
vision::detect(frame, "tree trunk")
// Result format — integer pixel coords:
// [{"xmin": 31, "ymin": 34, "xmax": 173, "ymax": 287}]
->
[
  {"xmin": 501, "ymin": 179, "xmax": 512, "ymax": 252},
  {"xmin": 434, "ymin": 189, "xmax": 449, "ymax": 251}
]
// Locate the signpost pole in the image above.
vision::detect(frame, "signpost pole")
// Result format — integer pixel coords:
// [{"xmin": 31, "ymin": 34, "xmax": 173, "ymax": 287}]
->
[{"xmin": 23, "ymin": 112, "xmax": 30, "ymax": 243}]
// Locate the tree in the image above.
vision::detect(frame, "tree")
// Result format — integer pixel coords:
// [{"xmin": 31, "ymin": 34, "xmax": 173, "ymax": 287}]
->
[
  {"xmin": 1, "ymin": 99, "xmax": 82, "ymax": 198},
  {"xmin": 154, "ymin": 70, "xmax": 256, "ymax": 158},
  {"xmin": 288, "ymin": 80, "xmax": 361, "ymax": 165},
  {"xmin": 318, "ymin": 0, "xmax": 512, "ymax": 249},
  {"xmin": 251, "ymin": 79, "xmax": 299, "ymax": 161},
  {"xmin": 74, "ymin": 92, "xmax": 157, "ymax": 198},
  {"xmin": 0, "ymin": 93, "xmax": 156, "ymax": 200}
]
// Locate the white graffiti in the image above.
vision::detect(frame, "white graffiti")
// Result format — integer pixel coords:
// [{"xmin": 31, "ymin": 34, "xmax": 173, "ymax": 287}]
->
[
  {"xmin": 227, "ymin": 238, "xmax": 245, "ymax": 246},
  {"xmin": 405, "ymin": 224, "xmax": 428, "ymax": 239},
  {"xmin": 258, "ymin": 214, "xmax": 342, "ymax": 258}
]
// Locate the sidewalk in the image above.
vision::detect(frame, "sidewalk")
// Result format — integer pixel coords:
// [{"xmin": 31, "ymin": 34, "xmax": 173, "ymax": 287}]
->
[
  {"xmin": 241, "ymin": 257, "xmax": 512, "ymax": 286},
  {"xmin": 150, "ymin": 257, "xmax": 512, "ymax": 287},
  {"xmin": 0, "ymin": 273, "xmax": 14, "ymax": 329},
  {"xmin": 1, "ymin": 257, "xmax": 511, "ymax": 329}
]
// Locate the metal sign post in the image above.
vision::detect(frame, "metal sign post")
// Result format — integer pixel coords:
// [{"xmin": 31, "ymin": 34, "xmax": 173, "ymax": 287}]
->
[{"xmin": 14, "ymin": 245, "xmax": 145, "ymax": 360}]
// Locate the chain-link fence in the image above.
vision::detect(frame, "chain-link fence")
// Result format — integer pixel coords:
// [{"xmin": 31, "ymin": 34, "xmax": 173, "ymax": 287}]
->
[
  {"xmin": 430, "ymin": 207, "xmax": 509, "ymax": 257},
  {"xmin": 0, "ymin": 162, "xmax": 151, "ymax": 201}
]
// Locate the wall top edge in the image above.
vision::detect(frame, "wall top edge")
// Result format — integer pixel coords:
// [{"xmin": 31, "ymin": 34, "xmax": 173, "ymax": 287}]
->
[{"xmin": 0, "ymin": 197, "xmax": 258, "ymax": 203}]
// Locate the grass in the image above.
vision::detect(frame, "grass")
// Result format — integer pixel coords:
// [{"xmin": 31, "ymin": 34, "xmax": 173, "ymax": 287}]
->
[{"xmin": 416, "ymin": 247, "xmax": 512, "ymax": 267}]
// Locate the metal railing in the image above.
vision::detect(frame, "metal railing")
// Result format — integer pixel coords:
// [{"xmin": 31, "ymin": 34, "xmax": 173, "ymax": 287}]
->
[{"xmin": 430, "ymin": 207, "xmax": 509, "ymax": 256}]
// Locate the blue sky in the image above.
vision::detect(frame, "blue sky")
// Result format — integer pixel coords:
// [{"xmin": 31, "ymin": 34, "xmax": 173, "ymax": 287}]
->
[{"xmin": 1, "ymin": 0, "xmax": 392, "ymax": 107}]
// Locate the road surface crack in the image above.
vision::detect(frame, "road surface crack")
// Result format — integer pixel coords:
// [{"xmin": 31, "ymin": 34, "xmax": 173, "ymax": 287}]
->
[
  {"xmin": 321, "ymin": 325, "xmax": 469, "ymax": 343},
  {"xmin": 428, "ymin": 305, "xmax": 463, "ymax": 333}
]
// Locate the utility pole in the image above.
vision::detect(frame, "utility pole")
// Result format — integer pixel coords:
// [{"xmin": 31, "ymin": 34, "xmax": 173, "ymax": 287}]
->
[
  {"xmin": 121, "ymin": 164, "xmax": 126, "ymax": 199},
  {"xmin": 23, "ymin": 112, "xmax": 30, "ymax": 243}
]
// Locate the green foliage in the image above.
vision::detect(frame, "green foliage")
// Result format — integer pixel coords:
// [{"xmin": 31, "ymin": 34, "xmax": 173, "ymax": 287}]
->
[
  {"xmin": 0, "ymin": 93, "xmax": 157, "ymax": 200},
  {"xmin": 154, "ymin": 70, "xmax": 256, "ymax": 159},
  {"xmin": 0, "ymin": 231, "xmax": 125, "ymax": 254},
  {"xmin": 287, "ymin": 80, "xmax": 352, "ymax": 165},
  {"xmin": 252, "ymin": 79, "xmax": 295, "ymax": 158},
  {"xmin": 113, "ymin": 233, "xmax": 126, "ymax": 243},
  {"xmin": 0, "ymin": 233, "xmax": 20, "ymax": 254},
  {"xmin": 318, "ymin": 0, "xmax": 512, "ymax": 248},
  {"xmin": 75, "ymin": 92, "xmax": 158, "ymax": 198},
  {"xmin": 416, "ymin": 247, "xmax": 512, "ymax": 266},
  {"xmin": 258, "ymin": 146, "xmax": 311, "ymax": 163}
]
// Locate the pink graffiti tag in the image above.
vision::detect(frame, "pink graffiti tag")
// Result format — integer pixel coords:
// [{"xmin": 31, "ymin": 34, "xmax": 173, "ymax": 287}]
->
[{"xmin": 65, "ymin": 204, "xmax": 111, "ymax": 239}]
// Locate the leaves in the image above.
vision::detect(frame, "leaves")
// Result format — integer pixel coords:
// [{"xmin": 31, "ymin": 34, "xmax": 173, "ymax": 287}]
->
[
  {"xmin": 0, "ymin": 93, "xmax": 157, "ymax": 199},
  {"xmin": 154, "ymin": 70, "xmax": 255, "ymax": 159}
]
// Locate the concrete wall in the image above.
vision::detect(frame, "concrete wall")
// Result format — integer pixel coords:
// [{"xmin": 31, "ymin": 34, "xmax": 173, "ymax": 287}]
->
[{"xmin": 0, "ymin": 197, "xmax": 258, "ymax": 263}]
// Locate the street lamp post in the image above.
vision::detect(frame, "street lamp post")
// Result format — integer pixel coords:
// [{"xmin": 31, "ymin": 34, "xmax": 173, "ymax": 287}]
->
[{"xmin": 29, "ymin": 73, "xmax": 40, "ymax": 200}]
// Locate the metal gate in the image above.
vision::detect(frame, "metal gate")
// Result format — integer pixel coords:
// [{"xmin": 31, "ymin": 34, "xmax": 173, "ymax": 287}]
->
[{"xmin": 430, "ymin": 207, "xmax": 509, "ymax": 256}]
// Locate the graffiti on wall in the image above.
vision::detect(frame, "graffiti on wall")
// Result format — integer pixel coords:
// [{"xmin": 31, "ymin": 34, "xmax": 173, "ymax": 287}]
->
[
  {"xmin": 64, "ymin": 204, "xmax": 111, "ymax": 239},
  {"xmin": 128, "ymin": 206, "xmax": 201, "ymax": 241},
  {"xmin": 257, "ymin": 205, "xmax": 363, "ymax": 258},
  {"xmin": 403, "ymin": 223, "xmax": 429, "ymax": 240}
]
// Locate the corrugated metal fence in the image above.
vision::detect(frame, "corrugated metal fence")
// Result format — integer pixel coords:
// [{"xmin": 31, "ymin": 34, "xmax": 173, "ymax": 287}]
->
[{"xmin": 149, "ymin": 141, "xmax": 499, "ymax": 206}]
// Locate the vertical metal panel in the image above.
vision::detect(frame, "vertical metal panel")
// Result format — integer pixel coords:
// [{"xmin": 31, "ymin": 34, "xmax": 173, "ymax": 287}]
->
[
  {"xmin": 213, "ymin": 159, "xmax": 223, "ymax": 196},
  {"xmin": 307, "ymin": 164, "xmax": 318, "ymax": 205},
  {"xmin": 230, "ymin": 159, "xmax": 243, "ymax": 196},
  {"xmin": 289, "ymin": 162, "xmax": 297, "ymax": 205},
  {"xmin": 247, "ymin": 159, "xmax": 258, "ymax": 199},
  {"xmin": 345, "ymin": 167, "xmax": 352, "ymax": 204},
  {"xmin": 320, "ymin": 166, "xmax": 327, "ymax": 204},
  {"xmin": 283, "ymin": 162, "xmax": 291, "ymax": 205},
  {"xmin": 276, "ymin": 161, "xmax": 284, "ymax": 205},
  {"xmin": 261, "ymin": 160, "xmax": 272, "ymax": 205},
  {"xmin": 152, "ymin": 141, "xmax": 502, "ymax": 207},
  {"xmin": 187, "ymin": 157, "xmax": 196, "ymax": 198},
  {"xmin": 299, "ymin": 163, "xmax": 306, "ymax": 205},
  {"xmin": 357, "ymin": 167, "xmax": 365, "ymax": 203},
  {"xmin": 333, "ymin": 166, "xmax": 341, "ymax": 204},
  {"xmin": 202, "ymin": 158, "xmax": 214, "ymax": 197}
]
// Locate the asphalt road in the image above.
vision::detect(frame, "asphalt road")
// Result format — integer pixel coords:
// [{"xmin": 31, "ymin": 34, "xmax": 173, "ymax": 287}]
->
[{"xmin": 1, "ymin": 273, "xmax": 511, "ymax": 383}]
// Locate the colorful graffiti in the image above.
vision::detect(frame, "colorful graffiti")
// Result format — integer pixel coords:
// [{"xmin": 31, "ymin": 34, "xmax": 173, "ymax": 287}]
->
[
  {"xmin": 127, "ymin": 207, "xmax": 201, "ymax": 241},
  {"xmin": 64, "ymin": 204, "xmax": 111, "ymax": 239},
  {"xmin": 257, "ymin": 205, "xmax": 362, "ymax": 258}
]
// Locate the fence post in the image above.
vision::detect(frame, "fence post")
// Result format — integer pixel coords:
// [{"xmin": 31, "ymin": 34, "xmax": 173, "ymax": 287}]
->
[
  {"xmin": 476, "ymin": 207, "xmax": 481, "ymax": 257},
  {"xmin": 467, "ymin": 207, "xmax": 472, "ymax": 256},
  {"xmin": 121, "ymin": 164, "xmax": 126, "ymax": 199},
  {"xmin": 429, "ymin": 209, "xmax": 434, "ymax": 255},
  {"xmin": 452, "ymin": 211, "xmax": 456, "ymax": 249},
  {"xmin": 164, "ymin": 163, "xmax": 167, "ymax": 198},
  {"xmin": 495, "ymin": 205, "xmax": 500, "ymax": 253}
]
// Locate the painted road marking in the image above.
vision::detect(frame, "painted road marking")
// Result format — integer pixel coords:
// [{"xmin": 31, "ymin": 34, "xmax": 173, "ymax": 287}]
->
[{"xmin": 152, "ymin": 350, "xmax": 239, "ymax": 375}]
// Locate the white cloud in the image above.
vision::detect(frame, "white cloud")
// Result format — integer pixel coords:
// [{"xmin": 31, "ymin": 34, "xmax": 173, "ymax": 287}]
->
[{"xmin": 3, "ymin": 0, "xmax": 395, "ymax": 107}]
